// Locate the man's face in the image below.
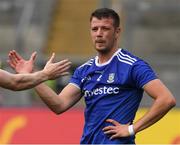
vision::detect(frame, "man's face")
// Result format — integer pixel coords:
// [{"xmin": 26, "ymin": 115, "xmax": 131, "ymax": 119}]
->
[{"xmin": 90, "ymin": 17, "xmax": 120, "ymax": 53}]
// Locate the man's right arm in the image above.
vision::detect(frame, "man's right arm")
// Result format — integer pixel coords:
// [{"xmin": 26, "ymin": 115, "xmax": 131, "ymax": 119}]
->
[
  {"xmin": 7, "ymin": 50, "xmax": 80, "ymax": 113},
  {"xmin": 35, "ymin": 83, "xmax": 82, "ymax": 114}
]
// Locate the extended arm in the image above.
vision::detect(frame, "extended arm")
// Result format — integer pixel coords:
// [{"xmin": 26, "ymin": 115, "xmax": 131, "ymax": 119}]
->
[
  {"xmin": 34, "ymin": 83, "xmax": 82, "ymax": 114},
  {"xmin": 0, "ymin": 69, "xmax": 48, "ymax": 91},
  {"xmin": 4, "ymin": 50, "xmax": 71, "ymax": 91},
  {"xmin": 8, "ymin": 50, "xmax": 81, "ymax": 112}
]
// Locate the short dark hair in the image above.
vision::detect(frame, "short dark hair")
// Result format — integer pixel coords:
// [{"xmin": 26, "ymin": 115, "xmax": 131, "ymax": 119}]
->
[{"xmin": 90, "ymin": 8, "xmax": 120, "ymax": 28}]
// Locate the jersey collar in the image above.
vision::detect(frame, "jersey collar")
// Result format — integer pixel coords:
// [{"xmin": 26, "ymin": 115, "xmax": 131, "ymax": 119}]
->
[{"xmin": 95, "ymin": 48, "xmax": 122, "ymax": 67}]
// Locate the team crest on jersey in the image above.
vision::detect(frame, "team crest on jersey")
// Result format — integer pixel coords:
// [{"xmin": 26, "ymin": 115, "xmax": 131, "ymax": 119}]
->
[{"xmin": 107, "ymin": 73, "xmax": 115, "ymax": 83}]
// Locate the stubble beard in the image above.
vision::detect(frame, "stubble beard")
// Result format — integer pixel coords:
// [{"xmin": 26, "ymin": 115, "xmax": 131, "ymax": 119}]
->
[
  {"xmin": 95, "ymin": 47, "xmax": 111, "ymax": 55},
  {"xmin": 95, "ymin": 41, "xmax": 115, "ymax": 55}
]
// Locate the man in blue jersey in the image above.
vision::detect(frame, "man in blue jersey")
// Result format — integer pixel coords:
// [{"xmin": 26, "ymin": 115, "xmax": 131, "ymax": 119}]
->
[
  {"xmin": 0, "ymin": 50, "xmax": 71, "ymax": 91},
  {"xmin": 8, "ymin": 8, "xmax": 176, "ymax": 144}
]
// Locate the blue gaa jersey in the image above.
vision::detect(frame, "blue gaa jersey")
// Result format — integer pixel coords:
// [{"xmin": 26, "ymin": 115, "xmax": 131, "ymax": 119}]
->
[{"xmin": 69, "ymin": 48, "xmax": 157, "ymax": 144}]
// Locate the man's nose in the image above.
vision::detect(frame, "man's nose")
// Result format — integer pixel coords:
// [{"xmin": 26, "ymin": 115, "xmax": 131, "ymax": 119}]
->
[{"xmin": 96, "ymin": 28, "xmax": 103, "ymax": 36}]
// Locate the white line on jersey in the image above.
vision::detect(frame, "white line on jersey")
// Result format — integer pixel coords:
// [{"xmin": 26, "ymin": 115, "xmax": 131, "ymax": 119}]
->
[
  {"xmin": 119, "ymin": 50, "xmax": 137, "ymax": 61},
  {"xmin": 79, "ymin": 58, "xmax": 94, "ymax": 68},
  {"xmin": 116, "ymin": 54, "xmax": 133, "ymax": 65}
]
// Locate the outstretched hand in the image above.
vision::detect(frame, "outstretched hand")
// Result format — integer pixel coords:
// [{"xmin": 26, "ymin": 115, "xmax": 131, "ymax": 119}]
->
[
  {"xmin": 102, "ymin": 119, "xmax": 130, "ymax": 140},
  {"xmin": 8, "ymin": 50, "xmax": 36, "ymax": 73},
  {"xmin": 8, "ymin": 50, "xmax": 72, "ymax": 80},
  {"xmin": 43, "ymin": 53, "xmax": 72, "ymax": 80}
]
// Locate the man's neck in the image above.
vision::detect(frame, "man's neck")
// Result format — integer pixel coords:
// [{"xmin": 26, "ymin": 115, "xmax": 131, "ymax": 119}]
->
[{"xmin": 97, "ymin": 48, "xmax": 118, "ymax": 64}]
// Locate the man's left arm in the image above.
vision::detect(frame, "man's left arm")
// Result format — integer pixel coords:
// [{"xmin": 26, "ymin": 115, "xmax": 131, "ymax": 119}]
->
[
  {"xmin": 133, "ymin": 79, "xmax": 176, "ymax": 134},
  {"xmin": 103, "ymin": 80, "xmax": 176, "ymax": 139}
]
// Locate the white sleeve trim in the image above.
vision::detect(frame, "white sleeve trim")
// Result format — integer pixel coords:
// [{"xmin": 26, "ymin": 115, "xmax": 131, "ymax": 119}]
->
[{"xmin": 69, "ymin": 83, "xmax": 81, "ymax": 90}]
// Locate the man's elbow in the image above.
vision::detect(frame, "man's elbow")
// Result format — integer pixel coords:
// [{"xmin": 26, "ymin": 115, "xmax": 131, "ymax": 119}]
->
[
  {"xmin": 50, "ymin": 106, "xmax": 65, "ymax": 115},
  {"xmin": 52, "ymin": 108, "xmax": 64, "ymax": 115},
  {"xmin": 165, "ymin": 96, "xmax": 176, "ymax": 109},
  {"xmin": 54, "ymin": 111, "xmax": 61, "ymax": 115},
  {"xmin": 169, "ymin": 97, "xmax": 176, "ymax": 108}
]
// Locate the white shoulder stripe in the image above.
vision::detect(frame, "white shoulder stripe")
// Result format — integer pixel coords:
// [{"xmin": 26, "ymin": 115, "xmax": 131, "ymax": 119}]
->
[
  {"xmin": 117, "ymin": 53, "xmax": 135, "ymax": 63},
  {"xmin": 79, "ymin": 59, "xmax": 94, "ymax": 68},
  {"xmin": 116, "ymin": 55, "xmax": 133, "ymax": 65},
  {"xmin": 119, "ymin": 50, "xmax": 137, "ymax": 61}
]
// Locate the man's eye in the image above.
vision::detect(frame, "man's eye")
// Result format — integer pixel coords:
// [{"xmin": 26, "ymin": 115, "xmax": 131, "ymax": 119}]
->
[
  {"xmin": 92, "ymin": 28, "xmax": 97, "ymax": 31},
  {"xmin": 103, "ymin": 27, "xmax": 110, "ymax": 31}
]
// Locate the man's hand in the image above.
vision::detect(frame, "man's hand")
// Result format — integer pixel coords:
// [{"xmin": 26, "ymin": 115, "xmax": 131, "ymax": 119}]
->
[
  {"xmin": 102, "ymin": 119, "xmax": 130, "ymax": 140},
  {"xmin": 8, "ymin": 50, "xmax": 36, "ymax": 73},
  {"xmin": 8, "ymin": 50, "xmax": 72, "ymax": 80},
  {"xmin": 42, "ymin": 53, "xmax": 72, "ymax": 80}
]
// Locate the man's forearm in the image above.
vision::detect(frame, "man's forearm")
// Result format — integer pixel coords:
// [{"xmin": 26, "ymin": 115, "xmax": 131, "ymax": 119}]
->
[
  {"xmin": 0, "ymin": 69, "xmax": 47, "ymax": 90},
  {"xmin": 133, "ymin": 96, "xmax": 176, "ymax": 134},
  {"xmin": 7, "ymin": 70, "xmax": 48, "ymax": 91},
  {"xmin": 35, "ymin": 83, "xmax": 62, "ymax": 114}
]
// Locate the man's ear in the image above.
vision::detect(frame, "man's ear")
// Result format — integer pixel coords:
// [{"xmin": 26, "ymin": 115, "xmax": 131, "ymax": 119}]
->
[{"xmin": 115, "ymin": 27, "xmax": 121, "ymax": 38}]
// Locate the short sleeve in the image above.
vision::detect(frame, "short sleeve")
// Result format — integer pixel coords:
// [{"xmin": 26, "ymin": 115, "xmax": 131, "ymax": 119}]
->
[
  {"xmin": 69, "ymin": 68, "xmax": 82, "ymax": 89},
  {"xmin": 131, "ymin": 60, "xmax": 158, "ymax": 88}
]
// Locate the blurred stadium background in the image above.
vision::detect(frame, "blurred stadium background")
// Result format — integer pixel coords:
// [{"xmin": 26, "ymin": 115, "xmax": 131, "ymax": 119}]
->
[{"xmin": 0, "ymin": 0, "xmax": 179, "ymax": 144}]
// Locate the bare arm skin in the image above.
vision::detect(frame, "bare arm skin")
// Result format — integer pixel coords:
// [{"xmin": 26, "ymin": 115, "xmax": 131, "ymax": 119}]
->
[
  {"xmin": 8, "ymin": 50, "xmax": 176, "ymax": 138},
  {"xmin": 3, "ymin": 50, "xmax": 71, "ymax": 91},
  {"xmin": 8, "ymin": 50, "xmax": 80, "ymax": 112},
  {"xmin": 0, "ymin": 69, "xmax": 48, "ymax": 91},
  {"xmin": 133, "ymin": 79, "xmax": 176, "ymax": 133},
  {"xmin": 34, "ymin": 83, "xmax": 82, "ymax": 114},
  {"xmin": 103, "ymin": 79, "xmax": 176, "ymax": 139}
]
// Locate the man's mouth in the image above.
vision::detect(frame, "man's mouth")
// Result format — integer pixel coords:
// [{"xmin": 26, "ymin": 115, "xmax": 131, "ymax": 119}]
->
[{"xmin": 95, "ymin": 40, "xmax": 105, "ymax": 43}]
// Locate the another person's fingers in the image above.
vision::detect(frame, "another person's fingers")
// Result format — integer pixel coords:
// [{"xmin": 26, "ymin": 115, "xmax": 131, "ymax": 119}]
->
[
  {"xmin": 7, "ymin": 60, "xmax": 16, "ymax": 69},
  {"xmin": 8, "ymin": 53, "xmax": 17, "ymax": 66},
  {"xmin": 12, "ymin": 50, "xmax": 23, "ymax": 60}
]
